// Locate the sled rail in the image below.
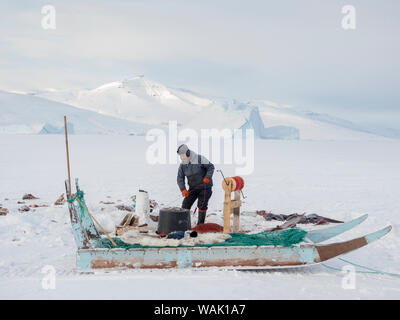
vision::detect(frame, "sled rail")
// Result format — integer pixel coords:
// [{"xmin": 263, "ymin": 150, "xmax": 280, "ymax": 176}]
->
[
  {"xmin": 306, "ymin": 214, "xmax": 368, "ymax": 243},
  {"xmin": 75, "ymin": 226, "xmax": 392, "ymax": 270},
  {"xmin": 315, "ymin": 225, "xmax": 391, "ymax": 262}
]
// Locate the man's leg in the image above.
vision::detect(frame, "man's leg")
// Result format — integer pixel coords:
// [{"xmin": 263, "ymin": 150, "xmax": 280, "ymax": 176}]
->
[
  {"xmin": 181, "ymin": 189, "xmax": 199, "ymax": 210},
  {"xmin": 197, "ymin": 188, "xmax": 212, "ymax": 225}
]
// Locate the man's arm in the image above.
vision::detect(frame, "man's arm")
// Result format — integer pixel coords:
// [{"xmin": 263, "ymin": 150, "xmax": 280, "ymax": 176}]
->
[{"xmin": 177, "ymin": 164, "xmax": 186, "ymax": 190}]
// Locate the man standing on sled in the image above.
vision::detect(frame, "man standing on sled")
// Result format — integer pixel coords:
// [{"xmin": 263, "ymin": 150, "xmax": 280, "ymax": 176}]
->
[{"xmin": 176, "ymin": 144, "xmax": 214, "ymax": 225}]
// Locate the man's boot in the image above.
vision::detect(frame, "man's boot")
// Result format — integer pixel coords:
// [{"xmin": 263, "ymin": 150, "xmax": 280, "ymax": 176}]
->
[{"xmin": 198, "ymin": 209, "xmax": 206, "ymax": 225}]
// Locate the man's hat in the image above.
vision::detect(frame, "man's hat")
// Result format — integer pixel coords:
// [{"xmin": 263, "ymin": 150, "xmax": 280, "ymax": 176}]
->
[{"xmin": 177, "ymin": 144, "xmax": 189, "ymax": 155}]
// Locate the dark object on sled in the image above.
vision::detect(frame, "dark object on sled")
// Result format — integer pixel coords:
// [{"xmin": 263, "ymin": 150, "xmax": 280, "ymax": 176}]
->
[
  {"xmin": 167, "ymin": 230, "xmax": 198, "ymax": 239},
  {"xmin": 157, "ymin": 207, "xmax": 191, "ymax": 235},
  {"xmin": 263, "ymin": 212, "xmax": 343, "ymax": 224}
]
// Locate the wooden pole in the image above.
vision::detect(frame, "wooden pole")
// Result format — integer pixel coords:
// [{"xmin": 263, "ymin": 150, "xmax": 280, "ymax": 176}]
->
[
  {"xmin": 64, "ymin": 116, "xmax": 72, "ymax": 200},
  {"xmin": 63, "ymin": 116, "xmax": 116, "ymax": 247},
  {"xmin": 223, "ymin": 191, "xmax": 232, "ymax": 233},
  {"xmin": 233, "ymin": 191, "xmax": 241, "ymax": 233},
  {"xmin": 222, "ymin": 177, "xmax": 243, "ymax": 233},
  {"xmin": 222, "ymin": 178, "xmax": 233, "ymax": 233}
]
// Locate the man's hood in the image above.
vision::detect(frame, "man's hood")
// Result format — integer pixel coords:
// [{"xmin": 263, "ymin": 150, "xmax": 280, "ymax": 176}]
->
[
  {"xmin": 181, "ymin": 151, "xmax": 211, "ymax": 165},
  {"xmin": 181, "ymin": 150, "xmax": 197, "ymax": 164}
]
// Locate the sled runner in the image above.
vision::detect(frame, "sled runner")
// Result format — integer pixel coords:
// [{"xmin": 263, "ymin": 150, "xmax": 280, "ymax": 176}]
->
[{"xmin": 305, "ymin": 214, "xmax": 368, "ymax": 243}]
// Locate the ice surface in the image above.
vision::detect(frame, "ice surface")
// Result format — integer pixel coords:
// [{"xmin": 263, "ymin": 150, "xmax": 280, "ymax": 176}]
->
[{"xmin": 0, "ymin": 135, "xmax": 399, "ymax": 299}]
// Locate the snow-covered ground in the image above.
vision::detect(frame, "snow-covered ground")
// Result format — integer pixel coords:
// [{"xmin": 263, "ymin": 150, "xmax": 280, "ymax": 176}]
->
[
  {"xmin": 0, "ymin": 90, "xmax": 153, "ymax": 135},
  {"xmin": 0, "ymin": 135, "xmax": 399, "ymax": 299}
]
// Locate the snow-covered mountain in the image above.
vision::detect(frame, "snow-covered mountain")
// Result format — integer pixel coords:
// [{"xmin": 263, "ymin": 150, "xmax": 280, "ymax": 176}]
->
[
  {"xmin": 248, "ymin": 100, "xmax": 385, "ymax": 140},
  {"xmin": 35, "ymin": 76, "xmax": 212, "ymax": 127},
  {"xmin": 2, "ymin": 75, "xmax": 393, "ymax": 140},
  {"xmin": 0, "ymin": 91, "xmax": 152, "ymax": 135},
  {"xmin": 183, "ymin": 100, "xmax": 300, "ymax": 139},
  {"xmin": 34, "ymin": 77, "xmax": 302, "ymax": 139}
]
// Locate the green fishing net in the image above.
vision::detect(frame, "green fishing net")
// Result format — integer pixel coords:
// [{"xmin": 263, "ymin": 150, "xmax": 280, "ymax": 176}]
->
[
  {"xmin": 92, "ymin": 228, "xmax": 307, "ymax": 249},
  {"xmin": 213, "ymin": 228, "xmax": 307, "ymax": 247}
]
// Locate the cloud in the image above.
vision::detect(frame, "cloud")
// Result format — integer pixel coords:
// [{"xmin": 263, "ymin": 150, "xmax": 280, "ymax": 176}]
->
[{"xmin": 0, "ymin": 0, "xmax": 399, "ymax": 127}]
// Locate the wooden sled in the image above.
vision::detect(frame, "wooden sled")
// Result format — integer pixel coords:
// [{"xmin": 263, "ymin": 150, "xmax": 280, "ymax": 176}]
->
[{"xmin": 66, "ymin": 179, "xmax": 392, "ymax": 270}]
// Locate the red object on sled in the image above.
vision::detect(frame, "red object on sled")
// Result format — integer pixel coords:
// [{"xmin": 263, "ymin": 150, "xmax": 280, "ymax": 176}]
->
[{"xmin": 192, "ymin": 223, "xmax": 224, "ymax": 233}]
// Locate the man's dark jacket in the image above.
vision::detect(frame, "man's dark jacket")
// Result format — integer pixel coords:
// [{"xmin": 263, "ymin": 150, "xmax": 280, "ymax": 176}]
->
[{"xmin": 177, "ymin": 152, "xmax": 214, "ymax": 190}]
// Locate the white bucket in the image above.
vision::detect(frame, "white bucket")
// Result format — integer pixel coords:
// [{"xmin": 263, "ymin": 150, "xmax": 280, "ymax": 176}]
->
[{"xmin": 135, "ymin": 189, "xmax": 150, "ymax": 225}]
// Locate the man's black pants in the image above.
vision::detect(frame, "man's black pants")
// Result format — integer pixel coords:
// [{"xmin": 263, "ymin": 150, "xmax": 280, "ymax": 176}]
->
[{"xmin": 182, "ymin": 188, "xmax": 212, "ymax": 211}]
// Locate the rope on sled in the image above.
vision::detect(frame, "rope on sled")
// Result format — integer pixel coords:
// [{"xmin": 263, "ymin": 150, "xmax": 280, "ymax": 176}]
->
[{"xmin": 67, "ymin": 190, "xmax": 117, "ymax": 247}]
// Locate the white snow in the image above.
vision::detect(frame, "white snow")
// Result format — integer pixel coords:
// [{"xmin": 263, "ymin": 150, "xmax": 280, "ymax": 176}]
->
[
  {"xmin": 34, "ymin": 76, "xmax": 211, "ymax": 127},
  {"xmin": 0, "ymin": 135, "xmax": 399, "ymax": 299},
  {"xmin": 0, "ymin": 90, "xmax": 153, "ymax": 135}
]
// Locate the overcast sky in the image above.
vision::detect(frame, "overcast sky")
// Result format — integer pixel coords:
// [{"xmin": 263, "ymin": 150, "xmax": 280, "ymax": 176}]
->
[{"xmin": 0, "ymin": 0, "xmax": 399, "ymax": 128}]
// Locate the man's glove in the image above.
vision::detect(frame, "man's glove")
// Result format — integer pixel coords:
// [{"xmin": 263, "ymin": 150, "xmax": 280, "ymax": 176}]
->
[
  {"xmin": 203, "ymin": 177, "xmax": 210, "ymax": 184},
  {"xmin": 181, "ymin": 189, "xmax": 189, "ymax": 197}
]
